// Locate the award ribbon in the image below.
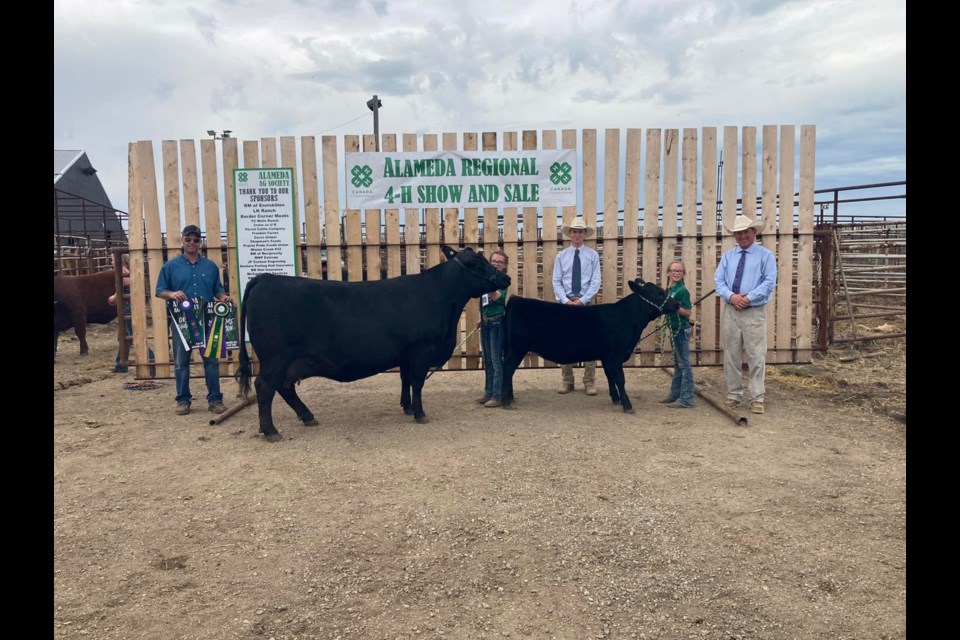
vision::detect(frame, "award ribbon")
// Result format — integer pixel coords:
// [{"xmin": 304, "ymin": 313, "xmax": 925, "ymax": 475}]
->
[
  {"xmin": 203, "ymin": 301, "xmax": 231, "ymax": 359},
  {"xmin": 180, "ymin": 299, "xmax": 205, "ymax": 348}
]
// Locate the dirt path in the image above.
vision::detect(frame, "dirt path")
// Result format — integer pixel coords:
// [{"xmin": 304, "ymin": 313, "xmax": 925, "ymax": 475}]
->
[{"xmin": 54, "ymin": 323, "xmax": 906, "ymax": 639}]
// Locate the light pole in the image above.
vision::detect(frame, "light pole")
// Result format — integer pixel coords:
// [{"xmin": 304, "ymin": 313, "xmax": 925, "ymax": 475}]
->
[
  {"xmin": 207, "ymin": 129, "xmax": 233, "ymax": 140},
  {"xmin": 366, "ymin": 95, "xmax": 382, "ymax": 151}
]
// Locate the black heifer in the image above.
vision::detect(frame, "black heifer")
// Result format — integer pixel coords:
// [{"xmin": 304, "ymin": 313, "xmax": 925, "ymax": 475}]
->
[
  {"xmin": 237, "ymin": 245, "xmax": 511, "ymax": 442},
  {"xmin": 54, "ymin": 270, "xmax": 120, "ymax": 360},
  {"xmin": 501, "ymin": 278, "xmax": 680, "ymax": 413}
]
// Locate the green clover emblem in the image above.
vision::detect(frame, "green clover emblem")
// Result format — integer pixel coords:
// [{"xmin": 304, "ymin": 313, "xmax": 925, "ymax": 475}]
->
[
  {"xmin": 351, "ymin": 165, "xmax": 374, "ymax": 188},
  {"xmin": 238, "ymin": 172, "xmax": 248, "ymax": 183},
  {"xmin": 550, "ymin": 162, "xmax": 572, "ymax": 185}
]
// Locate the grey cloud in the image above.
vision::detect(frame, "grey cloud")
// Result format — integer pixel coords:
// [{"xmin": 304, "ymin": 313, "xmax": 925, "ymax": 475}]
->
[{"xmin": 188, "ymin": 7, "xmax": 218, "ymax": 46}]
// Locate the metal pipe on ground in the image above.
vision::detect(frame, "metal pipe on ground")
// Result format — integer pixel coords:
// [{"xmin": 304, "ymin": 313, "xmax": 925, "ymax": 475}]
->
[
  {"xmin": 209, "ymin": 394, "xmax": 257, "ymax": 426},
  {"xmin": 658, "ymin": 367, "xmax": 748, "ymax": 427}
]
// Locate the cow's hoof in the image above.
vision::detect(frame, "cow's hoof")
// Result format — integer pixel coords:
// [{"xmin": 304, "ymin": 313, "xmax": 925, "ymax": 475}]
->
[
  {"xmin": 402, "ymin": 408, "xmax": 414, "ymax": 416},
  {"xmin": 623, "ymin": 407, "xmax": 635, "ymax": 414},
  {"xmin": 502, "ymin": 403, "xmax": 516, "ymax": 410},
  {"xmin": 415, "ymin": 415, "xmax": 430, "ymax": 424},
  {"xmin": 303, "ymin": 418, "xmax": 319, "ymax": 426}
]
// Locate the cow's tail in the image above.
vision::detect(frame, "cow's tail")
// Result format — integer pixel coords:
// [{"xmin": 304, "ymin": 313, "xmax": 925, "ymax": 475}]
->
[
  {"xmin": 235, "ymin": 275, "xmax": 259, "ymax": 400},
  {"xmin": 501, "ymin": 297, "xmax": 512, "ymax": 360}
]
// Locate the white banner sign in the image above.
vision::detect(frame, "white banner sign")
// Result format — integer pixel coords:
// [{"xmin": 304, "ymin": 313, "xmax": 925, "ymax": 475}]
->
[
  {"xmin": 233, "ymin": 167, "xmax": 299, "ymax": 303},
  {"xmin": 345, "ymin": 150, "xmax": 577, "ymax": 209}
]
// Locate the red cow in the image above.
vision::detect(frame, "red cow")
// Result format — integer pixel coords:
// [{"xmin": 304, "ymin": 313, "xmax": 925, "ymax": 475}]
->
[{"xmin": 54, "ymin": 270, "xmax": 119, "ymax": 360}]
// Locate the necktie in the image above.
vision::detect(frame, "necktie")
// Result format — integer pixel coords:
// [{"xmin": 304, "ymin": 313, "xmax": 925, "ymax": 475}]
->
[
  {"xmin": 731, "ymin": 250, "xmax": 747, "ymax": 294},
  {"xmin": 571, "ymin": 248, "xmax": 581, "ymax": 296}
]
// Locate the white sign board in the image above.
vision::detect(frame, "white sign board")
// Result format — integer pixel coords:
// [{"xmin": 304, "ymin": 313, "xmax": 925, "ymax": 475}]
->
[
  {"xmin": 345, "ymin": 150, "xmax": 577, "ymax": 209},
  {"xmin": 233, "ymin": 167, "xmax": 299, "ymax": 303}
]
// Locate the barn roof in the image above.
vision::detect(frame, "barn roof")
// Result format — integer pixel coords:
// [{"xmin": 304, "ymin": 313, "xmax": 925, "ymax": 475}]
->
[{"xmin": 54, "ymin": 150, "xmax": 85, "ymax": 184}]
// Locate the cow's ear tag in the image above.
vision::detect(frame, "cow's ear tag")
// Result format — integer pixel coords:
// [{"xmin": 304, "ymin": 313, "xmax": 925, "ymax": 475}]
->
[{"xmin": 441, "ymin": 245, "xmax": 457, "ymax": 260}]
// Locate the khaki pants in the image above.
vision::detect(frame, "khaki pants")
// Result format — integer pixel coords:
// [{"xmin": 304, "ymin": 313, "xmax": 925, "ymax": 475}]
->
[
  {"xmin": 721, "ymin": 303, "xmax": 767, "ymax": 403},
  {"xmin": 561, "ymin": 361, "xmax": 596, "ymax": 386},
  {"xmin": 560, "ymin": 297, "xmax": 595, "ymax": 386}
]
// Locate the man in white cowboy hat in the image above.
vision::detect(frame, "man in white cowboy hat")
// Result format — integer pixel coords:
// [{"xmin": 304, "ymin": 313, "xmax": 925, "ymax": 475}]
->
[
  {"xmin": 714, "ymin": 214, "xmax": 777, "ymax": 414},
  {"xmin": 552, "ymin": 216, "xmax": 602, "ymax": 395}
]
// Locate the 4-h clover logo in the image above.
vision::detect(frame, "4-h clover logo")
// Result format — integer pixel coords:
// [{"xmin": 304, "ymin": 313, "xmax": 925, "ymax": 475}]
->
[
  {"xmin": 550, "ymin": 162, "xmax": 572, "ymax": 185},
  {"xmin": 351, "ymin": 165, "xmax": 374, "ymax": 188},
  {"xmin": 237, "ymin": 172, "xmax": 248, "ymax": 183}
]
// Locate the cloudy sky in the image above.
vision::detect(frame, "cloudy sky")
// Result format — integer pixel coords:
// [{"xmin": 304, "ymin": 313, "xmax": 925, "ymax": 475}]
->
[{"xmin": 54, "ymin": 0, "xmax": 906, "ymax": 219}]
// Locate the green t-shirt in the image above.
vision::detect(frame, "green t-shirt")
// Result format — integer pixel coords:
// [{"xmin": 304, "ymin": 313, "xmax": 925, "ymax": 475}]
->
[
  {"xmin": 481, "ymin": 288, "xmax": 508, "ymax": 318},
  {"xmin": 666, "ymin": 282, "xmax": 692, "ymax": 331}
]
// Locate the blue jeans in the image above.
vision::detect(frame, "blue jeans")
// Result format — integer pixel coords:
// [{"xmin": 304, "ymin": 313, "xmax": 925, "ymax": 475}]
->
[
  {"xmin": 480, "ymin": 318, "xmax": 504, "ymax": 401},
  {"xmin": 115, "ymin": 319, "xmax": 155, "ymax": 372},
  {"xmin": 171, "ymin": 322, "xmax": 223, "ymax": 406},
  {"xmin": 669, "ymin": 326, "xmax": 695, "ymax": 406}
]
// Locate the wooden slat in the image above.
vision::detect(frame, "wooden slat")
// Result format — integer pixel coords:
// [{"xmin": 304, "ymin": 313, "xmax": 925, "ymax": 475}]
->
[
  {"xmin": 741, "ymin": 127, "xmax": 758, "ymax": 220},
  {"xmin": 601, "ymin": 128, "xmax": 620, "ymax": 304},
  {"xmin": 442, "ymin": 132, "xmax": 462, "ymax": 370},
  {"xmin": 461, "ymin": 132, "xmax": 481, "ymax": 369},
  {"xmin": 501, "ymin": 132, "xmax": 519, "ymax": 293},
  {"xmin": 659, "ymin": 129, "xmax": 680, "ymax": 361},
  {"xmin": 243, "ymin": 141, "xmax": 260, "ymax": 169},
  {"xmin": 620, "ymin": 129, "xmax": 642, "ymax": 367},
  {"xmin": 796, "ymin": 125, "xmax": 816, "ymax": 361},
  {"xmin": 721, "ymin": 127, "xmax": 739, "ymax": 256},
  {"xmin": 640, "ymin": 129, "xmax": 661, "ymax": 365},
  {"xmin": 301, "ymin": 136, "xmax": 323, "ymax": 279},
  {"xmin": 343, "ymin": 135, "xmax": 363, "ymax": 281},
  {"xmin": 220, "ymin": 136, "xmax": 240, "ymax": 297},
  {"xmin": 756, "ymin": 126, "xmax": 778, "ymax": 361},
  {"xmin": 541, "ymin": 130, "xmax": 560, "ymax": 304},
  {"xmin": 127, "ymin": 143, "xmax": 152, "ymax": 378},
  {"xmin": 699, "ymin": 128, "xmax": 720, "ymax": 365},
  {"xmin": 200, "ymin": 138, "xmax": 229, "ymax": 377},
  {"xmin": 363, "ymin": 134, "xmax": 382, "ymax": 282},
  {"xmin": 423, "ymin": 134, "xmax": 441, "ymax": 268},
  {"xmin": 581, "ymin": 129, "xmax": 598, "ymax": 250},
  {"xmin": 402, "ymin": 133, "xmax": 420, "ymax": 275},
  {"xmin": 321, "ymin": 135, "xmax": 343, "ymax": 281},
  {"xmin": 161, "ymin": 141, "xmax": 181, "ymax": 247},
  {"xmin": 681, "ymin": 128, "xmax": 699, "ymax": 362},
  {"xmin": 200, "ymin": 139, "xmax": 222, "ymax": 257},
  {"xmin": 560, "ymin": 130, "xmax": 578, "ymax": 233},
  {"xmin": 681, "ymin": 128, "xmax": 698, "ymax": 296},
  {"xmin": 280, "ymin": 137, "xmax": 301, "ymax": 275},
  {"xmin": 661, "ymin": 128, "xmax": 680, "ymax": 269},
  {"xmin": 261, "ymin": 137, "xmax": 278, "ymax": 167},
  {"xmin": 138, "ymin": 141, "xmax": 171, "ymax": 378},
  {"xmin": 765, "ymin": 126, "xmax": 787, "ymax": 363},
  {"xmin": 482, "ymin": 132, "xmax": 499, "ymax": 251},
  {"xmin": 620, "ymin": 128, "xmax": 642, "ymax": 288},
  {"xmin": 179, "ymin": 140, "xmax": 201, "ymax": 229},
  {"xmin": 382, "ymin": 134, "xmax": 402, "ymax": 279},
  {"xmin": 522, "ymin": 129, "xmax": 539, "ymax": 367}
]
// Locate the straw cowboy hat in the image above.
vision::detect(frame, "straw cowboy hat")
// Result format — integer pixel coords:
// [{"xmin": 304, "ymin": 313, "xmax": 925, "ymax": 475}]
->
[
  {"xmin": 725, "ymin": 214, "xmax": 764, "ymax": 234},
  {"xmin": 562, "ymin": 217, "xmax": 596, "ymax": 239}
]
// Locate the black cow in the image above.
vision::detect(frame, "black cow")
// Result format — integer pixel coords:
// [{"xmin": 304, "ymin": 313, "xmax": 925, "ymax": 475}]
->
[
  {"xmin": 501, "ymin": 278, "xmax": 680, "ymax": 413},
  {"xmin": 54, "ymin": 270, "xmax": 120, "ymax": 360},
  {"xmin": 237, "ymin": 245, "xmax": 511, "ymax": 442}
]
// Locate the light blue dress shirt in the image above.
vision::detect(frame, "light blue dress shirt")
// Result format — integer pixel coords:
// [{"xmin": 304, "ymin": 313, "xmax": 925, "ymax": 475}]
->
[
  {"xmin": 553, "ymin": 244, "xmax": 601, "ymax": 304},
  {"xmin": 714, "ymin": 242, "xmax": 777, "ymax": 306}
]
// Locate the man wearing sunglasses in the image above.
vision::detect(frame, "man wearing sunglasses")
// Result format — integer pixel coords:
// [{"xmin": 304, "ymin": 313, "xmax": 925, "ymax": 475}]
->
[{"xmin": 156, "ymin": 225, "xmax": 233, "ymax": 416}]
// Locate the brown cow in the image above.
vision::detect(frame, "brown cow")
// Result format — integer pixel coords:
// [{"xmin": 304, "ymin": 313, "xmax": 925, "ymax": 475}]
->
[{"xmin": 54, "ymin": 270, "xmax": 119, "ymax": 360}]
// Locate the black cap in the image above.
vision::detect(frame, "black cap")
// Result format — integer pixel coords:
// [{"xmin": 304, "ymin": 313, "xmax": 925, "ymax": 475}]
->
[{"xmin": 182, "ymin": 224, "xmax": 202, "ymax": 237}]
